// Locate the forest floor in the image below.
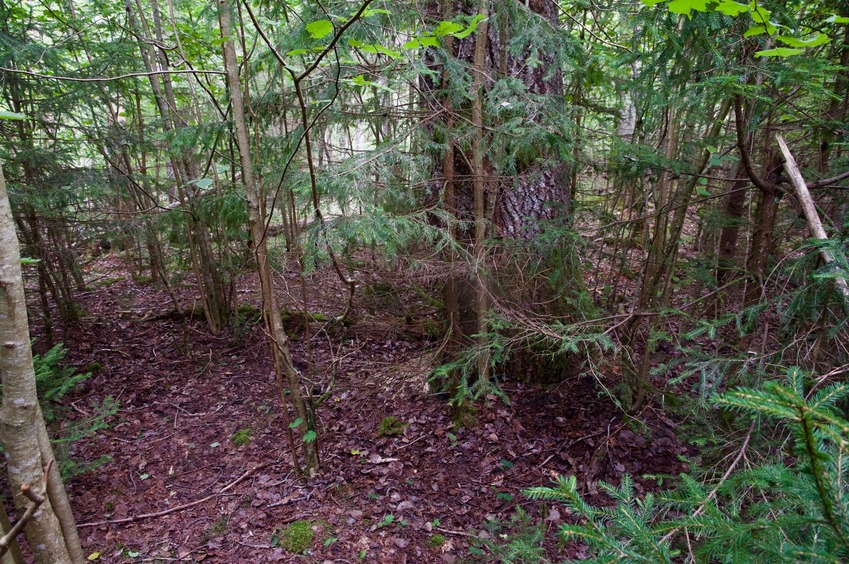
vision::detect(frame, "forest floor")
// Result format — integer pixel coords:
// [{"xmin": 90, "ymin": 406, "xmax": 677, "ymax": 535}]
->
[{"xmin": 23, "ymin": 254, "xmax": 691, "ymax": 563}]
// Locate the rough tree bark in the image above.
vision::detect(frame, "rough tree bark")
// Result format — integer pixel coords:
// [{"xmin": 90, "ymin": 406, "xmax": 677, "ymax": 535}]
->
[{"xmin": 428, "ymin": 0, "xmax": 575, "ymax": 384}]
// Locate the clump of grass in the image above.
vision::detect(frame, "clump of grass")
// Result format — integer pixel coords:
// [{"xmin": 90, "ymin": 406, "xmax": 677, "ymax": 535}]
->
[
  {"xmin": 376, "ymin": 416, "xmax": 408, "ymax": 438},
  {"xmin": 230, "ymin": 428, "xmax": 252, "ymax": 446}
]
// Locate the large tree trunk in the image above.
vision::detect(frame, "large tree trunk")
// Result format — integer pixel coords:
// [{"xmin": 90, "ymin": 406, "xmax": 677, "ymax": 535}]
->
[
  {"xmin": 0, "ymin": 164, "xmax": 75, "ymax": 562},
  {"xmin": 429, "ymin": 0, "xmax": 576, "ymax": 386}
]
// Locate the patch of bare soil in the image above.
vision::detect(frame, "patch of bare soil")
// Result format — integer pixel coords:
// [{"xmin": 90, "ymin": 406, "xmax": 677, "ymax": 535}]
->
[{"xmin": 21, "ymin": 257, "xmax": 690, "ymax": 562}]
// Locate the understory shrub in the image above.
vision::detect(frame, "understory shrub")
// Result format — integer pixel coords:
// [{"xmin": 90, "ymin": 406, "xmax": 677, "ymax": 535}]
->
[
  {"xmin": 523, "ymin": 368, "xmax": 849, "ymax": 562},
  {"xmin": 1, "ymin": 343, "xmax": 118, "ymax": 478}
]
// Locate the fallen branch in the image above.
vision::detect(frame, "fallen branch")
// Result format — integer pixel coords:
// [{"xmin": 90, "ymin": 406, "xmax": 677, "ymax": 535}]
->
[
  {"xmin": 777, "ymin": 134, "xmax": 849, "ymax": 305},
  {"xmin": 435, "ymin": 526, "xmax": 474, "ymax": 537},
  {"xmin": 77, "ymin": 463, "xmax": 270, "ymax": 528},
  {"xmin": 0, "ymin": 460, "xmax": 51, "ymax": 557}
]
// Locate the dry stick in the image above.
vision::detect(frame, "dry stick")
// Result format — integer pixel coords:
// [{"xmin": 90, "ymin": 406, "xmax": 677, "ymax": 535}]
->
[
  {"xmin": 776, "ymin": 135, "xmax": 849, "ymax": 304},
  {"xmin": 76, "ymin": 462, "xmax": 270, "ymax": 529},
  {"xmin": 0, "ymin": 66, "xmax": 225, "ymax": 82},
  {"xmin": 0, "ymin": 461, "xmax": 51, "ymax": 557}
]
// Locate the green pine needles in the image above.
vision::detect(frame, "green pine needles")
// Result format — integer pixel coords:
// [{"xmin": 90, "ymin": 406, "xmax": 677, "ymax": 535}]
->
[{"xmin": 525, "ymin": 367, "xmax": 849, "ymax": 562}]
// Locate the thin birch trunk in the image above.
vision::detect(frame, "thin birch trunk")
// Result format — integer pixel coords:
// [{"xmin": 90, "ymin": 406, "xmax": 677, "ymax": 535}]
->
[{"xmin": 0, "ymin": 164, "xmax": 73, "ymax": 562}]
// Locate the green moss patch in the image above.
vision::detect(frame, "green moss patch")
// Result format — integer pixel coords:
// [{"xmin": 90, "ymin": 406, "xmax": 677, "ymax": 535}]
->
[
  {"xmin": 276, "ymin": 520, "xmax": 314, "ymax": 553},
  {"xmin": 377, "ymin": 415, "xmax": 409, "ymax": 438}
]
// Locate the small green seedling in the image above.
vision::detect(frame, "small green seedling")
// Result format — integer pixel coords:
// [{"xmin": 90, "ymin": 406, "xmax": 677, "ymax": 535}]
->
[{"xmin": 377, "ymin": 514, "xmax": 395, "ymax": 528}]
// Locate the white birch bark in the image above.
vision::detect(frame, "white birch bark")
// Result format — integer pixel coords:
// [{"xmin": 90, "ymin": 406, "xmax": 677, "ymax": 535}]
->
[{"xmin": 0, "ymin": 163, "xmax": 72, "ymax": 562}]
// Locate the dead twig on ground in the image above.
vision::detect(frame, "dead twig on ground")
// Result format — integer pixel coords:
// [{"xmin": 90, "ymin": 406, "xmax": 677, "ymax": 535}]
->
[{"xmin": 77, "ymin": 462, "xmax": 272, "ymax": 528}]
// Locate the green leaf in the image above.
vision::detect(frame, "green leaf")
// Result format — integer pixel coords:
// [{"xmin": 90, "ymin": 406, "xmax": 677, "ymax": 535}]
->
[
  {"xmin": 641, "ymin": 0, "xmax": 666, "ymax": 6},
  {"xmin": 361, "ymin": 8, "xmax": 391, "ymax": 17},
  {"xmin": 20, "ymin": 257, "xmax": 41, "ymax": 265},
  {"xmin": 348, "ymin": 38, "xmax": 399, "ymax": 57},
  {"xmin": 743, "ymin": 23, "xmax": 777, "ymax": 37},
  {"xmin": 419, "ymin": 36, "xmax": 440, "ymax": 47},
  {"xmin": 289, "ymin": 417, "xmax": 303, "ymax": 429},
  {"xmin": 452, "ymin": 14, "xmax": 484, "ymax": 39},
  {"xmin": 194, "ymin": 178, "xmax": 213, "ymax": 189},
  {"xmin": 0, "ymin": 110, "xmax": 26, "ymax": 120},
  {"xmin": 776, "ymin": 34, "xmax": 830, "ymax": 47},
  {"xmin": 748, "ymin": 2, "xmax": 771, "ymax": 23},
  {"xmin": 306, "ymin": 20, "xmax": 333, "ymax": 39},
  {"xmin": 87, "ymin": 553, "xmax": 101, "ymax": 561},
  {"xmin": 826, "ymin": 15, "xmax": 849, "ymax": 24},
  {"xmin": 668, "ymin": 0, "xmax": 709, "ymax": 16},
  {"xmin": 755, "ymin": 47, "xmax": 805, "ymax": 57},
  {"xmin": 403, "ymin": 39, "xmax": 421, "ymax": 49},
  {"xmin": 303, "ymin": 429, "xmax": 317, "ymax": 443},
  {"xmin": 349, "ymin": 75, "xmax": 391, "ymax": 91},
  {"xmin": 433, "ymin": 21, "xmax": 463, "ymax": 36},
  {"xmin": 286, "ymin": 48, "xmax": 311, "ymax": 56},
  {"xmin": 714, "ymin": 0, "xmax": 750, "ymax": 16}
]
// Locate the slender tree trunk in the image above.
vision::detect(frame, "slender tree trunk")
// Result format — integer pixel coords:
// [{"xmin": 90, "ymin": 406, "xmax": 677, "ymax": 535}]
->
[
  {"xmin": 0, "ymin": 500, "xmax": 25, "ymax": 563},
  {"xmin": 621, "ymin": 99, "xmax": 730, "ymax": 409},
  {"xmin": 218, "ymin": 0, "xmax": 317, "ymax": 475},
  {"xmin": 34, "ymin": 405, "xmax": 83, "ymax": 562},
  {"xmin": 441, "ymin": 0, "xmax": 461, "ymax": 354},
  {"xmin": 711, "ymin": 164, "xmax": 749, "ymax": 317},
  {"xmin": 471, "ymin": 0, "xmax": 490, "ymax": 383},
  {"xmin": 0, "ymin": 164, "xmax": 73, "ymax": 562},
  {"xmin": 127, "ymin": 0, "xmax": 230, "ymax": 333}
]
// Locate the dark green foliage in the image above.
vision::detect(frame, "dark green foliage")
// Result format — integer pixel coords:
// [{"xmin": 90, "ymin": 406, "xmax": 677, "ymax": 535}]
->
[
  {"xmin": 477, "ymin": 508, "xmax": 547, "ymax": 563},
  {"xmin": 51, "ymin": 395, "xmax": 117, "ymax": 480},
  {"xmin": 0, "ymin": 343, "xmax": 118, "ymax": 479},
  {"xmin": 33, "ymin": 343, "xmax": 91, "ymax": 423},
  {"xmin": 524, "ymin": 369, "xmax": 849, "ymax": 562}
]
